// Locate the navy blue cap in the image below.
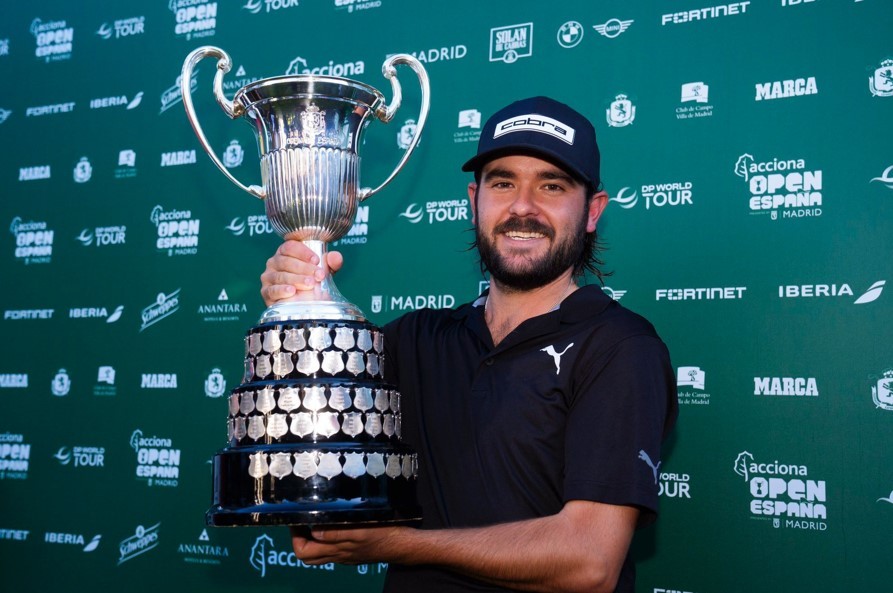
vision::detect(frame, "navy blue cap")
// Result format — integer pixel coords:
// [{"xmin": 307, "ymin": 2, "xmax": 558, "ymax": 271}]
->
[{"xmin": 461, "ymin": 96, "xmax": 600, "ymax": 189}]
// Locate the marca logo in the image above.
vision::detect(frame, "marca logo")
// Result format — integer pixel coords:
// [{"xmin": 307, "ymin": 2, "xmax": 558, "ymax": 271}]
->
[
  {"xmin": 656, "ymin": 287, "xmax": 746, "ymax": 301},
  {"xmin": 734, "ymin": 153, "xmax": 822, "ymax": 220},
  {"xmin": 90, "ymin": 92, "xmax": 143, "ymax": 110},
  {"xmin": 556, "ymin": 21, "xmax": 584, "ymax": 49},
  {"xmin": 285, "ymin": 56, "xmax": 365, "ymax": 77},
  {"xmin": 160, "ymin": 149, "xmax": 197, "ymax": 167},
  {"xmin": 399, "ymin": 201, "xmax": 469, "ymax": 225},
  {"xmin": 3, "ymin": 309, "xmax": 54, "ymax": 321},
  {"xmin": 387, "ymin": 45, "xmax": 467, "ymax": 65},
  {"xmin": 662, "ymin": 2, "xmax": 751, "ymax": 25},
  {"xmin": 44, "ymin": 532, "xmax": 101, "ymax": 552},
  {"xmin": 0, "ymin": 433, "xmax": 31, "ymax": 479},
  {"xmin": 31, "ymin": 18, "xmax": 74, "ymax": 62},
  {"xmin": 140, "ymin": 373, "xmax": 178, "ymax": 389},
  {"xmin": 130, "ymin": 430, "xmax": 180, "ymax": 487},
  {"xmin": 677, "ymin": 366, "xmax": 711, "ymax": 406},
  {"xmin": 178, "ymin": 529, "xmax": 230, "ymax": 565},
  {"xmin": 0, "ymin": 374, "xmax": 28, "ymax": 388},
  {"xmin": 243, "ymin": 0, "xmax": 300, "ymax": 14},
  {"xmin": 118, "ymin": 524, "xmax": 160, "ymax": 565},
  {"xmin": 96, "ymin": 16, "xmax": 146, "ymax": 40},
  {"xmin": 10, "ymin": 217, "xmax": 53, "ymax": 264},
  {"xmin": 140, "ymin": 289, "xmax": 181, "ymax": 332},
  {"xmin": 754, "ymin": 377, "xmax": 818, "ymax": 397},
  {"xmin": 160, "ymin": 71, "xmax": 198, "ymax": 114},
  {"xmin": 249, "ymin": 534, "xmax": 334, "ymax": 577},
  {"xmin": 606, "ymin": 94, "xmax": 636, "ymax": 127},
  {"xmin": 871, "ymin": 165, "xmax": 893, "ymax": 190},
  {"xmin": 594, "ymin": 18, "xmax": 633, "ymax": 39},
  {"xmin": 733, "ymin": 451, "xmax": 828, "ymax": 531},
  {"xmin": 334, "ymin": 0, "xmax": 383, "ymax": 13},
  {"xmin": 197, "ymin": 288, "xmax": 248, "ymax": 322},
  {"xmin": 870, "ymin": 368, "xmax": 893, "ymax": 411},
  {"xmin": 151, "ymin": 205, "xmax": 200, "ymax": 256},
  {"xmin": 755, "ymin": 77, "xmax": 817, "ymax": 101},
  {"xmin": 779, "ymin": 280, "xmax": 885, "ymax": 304},
  {"xmin": 25, "ymin": 102, "xmax": 75, "ymax": 117},
  {"xmin": 18, "ymin": 165, "xmax": 51, "ymax": 181},
  {"xmin": 869, "ymin": 59, "xmax": 893, "ymax": 97},
  {"xmin": 170, "ymin": 0, "xmax": 217, "ymax": 40},
  {"xmin": 76, "ymin": 226, "xmax": 127, "ymax": 247},
  {"xmin": 489, "ymin": 22, "xmax": 533, "ymax": 64}
]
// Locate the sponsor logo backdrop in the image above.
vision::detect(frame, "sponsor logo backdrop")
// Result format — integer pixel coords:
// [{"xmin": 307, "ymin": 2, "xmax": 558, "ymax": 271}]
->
[{"xmin": 1, "ymin": 1, "xmax": 890, "ymax": 591}]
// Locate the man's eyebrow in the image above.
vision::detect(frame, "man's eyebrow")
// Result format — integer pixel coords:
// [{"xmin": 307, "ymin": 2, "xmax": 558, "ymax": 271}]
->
[
  {"xmin": 538, "ymin": 170, "xmax": 578, "ymax": 185},
  {"xmin": 482, "ymin": 167, "xmax": 516, "ymax": 181}
]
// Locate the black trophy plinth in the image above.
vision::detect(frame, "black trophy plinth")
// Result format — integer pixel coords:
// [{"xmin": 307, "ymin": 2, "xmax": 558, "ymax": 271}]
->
[{"xmin": 206, "ymin": 319, "xmax": 421, "ymax": 527}]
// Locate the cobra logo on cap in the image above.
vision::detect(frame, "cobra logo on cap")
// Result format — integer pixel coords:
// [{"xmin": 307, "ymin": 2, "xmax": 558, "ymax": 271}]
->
[{"xmin": 492, "ymin": 113, "xmax": 576, "ymax": 144}]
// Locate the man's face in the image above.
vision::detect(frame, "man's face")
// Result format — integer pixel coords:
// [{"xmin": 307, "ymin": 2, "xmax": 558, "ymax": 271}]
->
[{"xmin": 469, "ymin": 155, "xmax": 606, "ymax": 291}]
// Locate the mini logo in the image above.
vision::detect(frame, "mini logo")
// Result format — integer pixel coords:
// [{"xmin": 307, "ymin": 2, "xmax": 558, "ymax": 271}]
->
[
  {"xmin": 204, "ymin": 368, "xmax": 227, "ymax": 398},
  {"xmin": 73, "ymin": 157, "xmax": 92, "ymax": 183},
  {"xmin": 489, "ymin": 23, "xmax": 534, "ymax": 64},
  {"xmin": 871, "ymin": 369, "xmax": 893, "ymax": 411},
  {"xmin": 397, "ymin": 119, "xmax": 417, "ymax": 150},
  {"xmin": 118, "ymin": 524, "xmax": 160, "ymax": 565},
  {"xmin": 593, "ymin": 18, "xmax": 634, "ymax": 39},
  {"xmin": 371, "ymin": 296, "xmax": 382, "ymax": 314},
  {"xmin": 869, "ymin": 59, "xmax": 893, "ymax": 97},
  {"xmin": 602, "ymin": 287, "xmax": 626, "ymax": 301},
  {"xmin": 871, "ymin": 165, "xmax": 893, "ymax": 190},
  {"xmin": 0, "ymin": 108, "xmax": 11, "ymax": 124},
  {"xmin": 222, "ymin": 140, "xmax": 244, "ymax": 168},
  {"xmin": 556, "ymin": 21, "xmax": 584, "ymax": 48},
  {"xmin": 169, "ymin": 0, "xmax": 218, "ymax": 41},
  {"xmin": 677, "ymin": 366, "xmax": 706, "ymax": 390},
  {"xmin": 52, "ymin": 368, "xmax": 71, "ymax": 396},
  {"xmin": 606, "ymin": 94, "xmax": 636, "ymax": 127},
  {"xmin": 140, "ymin": 289, "xmax": 181, "ymax": 332}
]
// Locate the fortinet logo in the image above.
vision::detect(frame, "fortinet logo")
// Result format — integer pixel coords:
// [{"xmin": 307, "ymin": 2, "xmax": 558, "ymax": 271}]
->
[
  {"xmin": 755, "ymin": 77, "xmax": 817, "ymax": 101},
  {"xmin": 25, "ymin": 102, "xmax": 74, "ymax": 117},
  {"xmin": 661, "ymin": 2, "xmax": 750, "ymax": 25},
  {"xmin": 754, "ymin": 377, "xmax": 818, "ymax": 397},
  {"xmin": 656, "ymin": 287, "xmax": 746, "ymax": 301},
  {"xmin": 493, "ymin": 114, "xmax": 575, "ymax": 144}
]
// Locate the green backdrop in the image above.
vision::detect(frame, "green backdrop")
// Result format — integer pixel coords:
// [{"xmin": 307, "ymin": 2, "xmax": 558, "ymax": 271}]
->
[{"xmin": 1, "ymin": 1, "xmax": 891, "ymax": 591}]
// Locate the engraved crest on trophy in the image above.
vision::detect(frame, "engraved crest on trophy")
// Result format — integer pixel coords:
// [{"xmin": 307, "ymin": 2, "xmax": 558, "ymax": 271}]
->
[{"xmin": 181, "ymin": 45, "xmax": 428, "ymax": 527}]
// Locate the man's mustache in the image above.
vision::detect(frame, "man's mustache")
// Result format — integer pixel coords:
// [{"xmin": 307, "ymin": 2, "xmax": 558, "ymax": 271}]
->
[{"xmin": 493, "ymin": 217, "xmax": 554, "ymax": 239}]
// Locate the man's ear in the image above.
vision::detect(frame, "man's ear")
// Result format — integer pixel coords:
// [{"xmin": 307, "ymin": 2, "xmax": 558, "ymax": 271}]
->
[
  {"xmin": 468, "ymin": 182, "xmax": 478, "ymax": 224},
  {"xmin": 586, "ymin": 191, "xmax": 609, "ymax": 233}
]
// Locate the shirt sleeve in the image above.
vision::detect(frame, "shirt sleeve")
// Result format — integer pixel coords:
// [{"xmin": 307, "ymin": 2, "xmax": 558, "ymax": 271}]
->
[{"xmin": 563, "ymin": 333, "xmax": 677, "ymax": 526}]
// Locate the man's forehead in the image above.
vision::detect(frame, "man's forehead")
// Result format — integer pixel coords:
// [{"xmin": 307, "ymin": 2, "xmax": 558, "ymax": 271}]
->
[{"xmin": 480, "ymin": 155, "xmax": 578, "ymax": 181}]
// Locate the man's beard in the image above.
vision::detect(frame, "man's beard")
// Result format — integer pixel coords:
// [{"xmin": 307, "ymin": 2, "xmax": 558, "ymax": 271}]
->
[{"xmin": 476, "ymin": 213, "xmax": 587, "ymax": 292}]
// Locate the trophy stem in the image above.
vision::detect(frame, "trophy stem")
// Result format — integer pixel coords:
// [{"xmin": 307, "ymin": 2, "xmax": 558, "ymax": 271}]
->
[{"xmin": 258, "ymin": 240, "xmax": 366, "ymax": 323}]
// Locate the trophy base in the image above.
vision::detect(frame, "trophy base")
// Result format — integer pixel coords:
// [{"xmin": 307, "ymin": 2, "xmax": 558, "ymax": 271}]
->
[{"xmin": 207, "ymin": 444, "xmax": 421, "ymax": 527}]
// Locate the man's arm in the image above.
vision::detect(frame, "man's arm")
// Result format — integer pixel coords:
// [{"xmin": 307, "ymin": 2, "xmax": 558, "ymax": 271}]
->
[{"xmin": 291, "ymin": 500, "xmax": 638, "ymax": 593}]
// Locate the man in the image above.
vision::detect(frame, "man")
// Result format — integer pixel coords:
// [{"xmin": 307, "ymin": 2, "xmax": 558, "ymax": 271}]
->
[{"xmin": 261, "ymin": 97, "xmax": 677, "ymax": 593}]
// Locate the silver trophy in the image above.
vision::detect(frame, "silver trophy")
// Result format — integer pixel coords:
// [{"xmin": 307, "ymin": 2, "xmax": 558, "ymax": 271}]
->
[
  {"xmin": 181, "ymin": 46, "xmax": 428, "ymax": 527},
  {"xmin": 181, "ymin": 45, "xmax": 429, "ymax": 322}
]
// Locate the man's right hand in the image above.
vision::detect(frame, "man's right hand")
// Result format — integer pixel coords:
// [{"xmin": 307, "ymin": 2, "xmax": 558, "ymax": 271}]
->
[{"xmin": 260, "ymin": 240, "xmax": 344, "ymax": 306}]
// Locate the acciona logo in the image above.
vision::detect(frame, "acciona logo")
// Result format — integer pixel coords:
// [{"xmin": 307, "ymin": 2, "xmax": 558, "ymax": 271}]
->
[
  {"xmin": 169, "ymin": 0, "xmax": 217, "ymax": 41},
  {"xmin": 249, "ymin": 534, "xmax": 334, "ymax": 577},
  {"xmin": 31, "ymin": 18, "xmax": 74, "ymax": 62},
  {"xmin": 150, "ymin": 205, "xmax": 200, "ymax": 257},
  {"xmin": 0, "ymin": 432, "xmax": 31, "ymax": 480},
  {"xmin": 733, "ymin": 451, "xmax": 828, "ymax": 531},
  {"xmin": 10, "ymin": 217, "xmax": 53, "ymax": 264},
  {"xmin": 734, "ymin": 153, "xmax": 822, "ymax": 220},
  {"xmin": 130, "ymin": 429, "xmax": 180, "ymax": 487},
  {"xmin": 286, "ymin": 55, "xmax": 365, "ymax": 77},
  {"xmin": 334, "ymin": 0, "xmax": 384, "ymax": 14}
]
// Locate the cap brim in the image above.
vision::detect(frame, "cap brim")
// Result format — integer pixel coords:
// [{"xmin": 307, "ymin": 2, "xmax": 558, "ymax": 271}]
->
[{"xmin": 461, "ymin": 145, "xmax": 592, "ymax": 188}]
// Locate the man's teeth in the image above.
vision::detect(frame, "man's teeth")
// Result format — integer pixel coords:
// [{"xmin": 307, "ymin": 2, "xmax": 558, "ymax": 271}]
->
[{"xmin": 506, "ymin": 231, "xmax": 544, "ymax": 239}]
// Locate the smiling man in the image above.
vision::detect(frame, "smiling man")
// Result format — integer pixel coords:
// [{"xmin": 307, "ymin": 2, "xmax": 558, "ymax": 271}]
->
[{"xmin": 261, "ymin": 96, "xmax": 678, "ymax": 593}]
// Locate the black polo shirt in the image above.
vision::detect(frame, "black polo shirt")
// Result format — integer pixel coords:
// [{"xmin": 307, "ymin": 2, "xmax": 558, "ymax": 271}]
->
[{"xmin": 382, "ymin": 285, "xmax": 677, "ymax": 593}]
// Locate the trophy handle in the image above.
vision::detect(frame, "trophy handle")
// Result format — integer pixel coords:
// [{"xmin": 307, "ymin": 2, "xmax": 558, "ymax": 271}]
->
[
  {"xmin": 358, "ymin": 54, "xmax": 430, "ymax": 201},
  {"xmin": 181, "ymin": 46, "xmax": 266, "ymax": 200}
]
